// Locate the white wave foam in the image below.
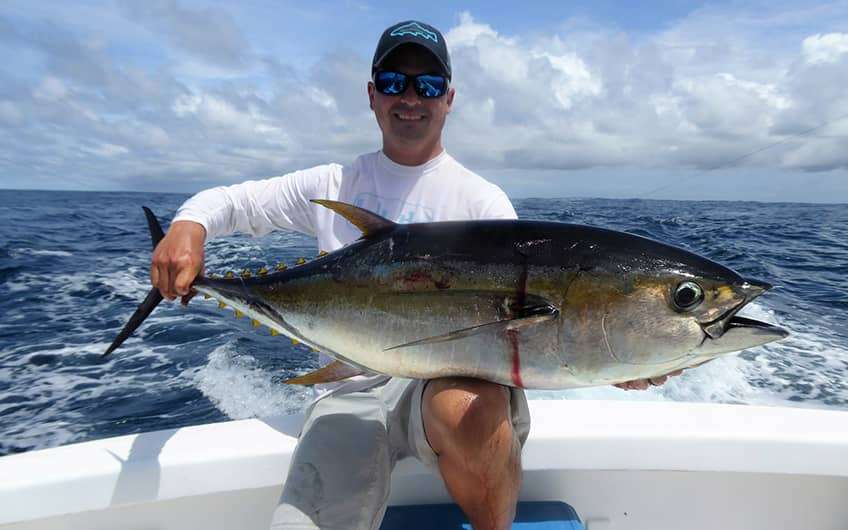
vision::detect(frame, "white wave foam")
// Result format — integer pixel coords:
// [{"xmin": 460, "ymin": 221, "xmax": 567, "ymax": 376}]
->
[
  {"xmin": 10, "ymin": 248, "xmax": 73, "ymax": 257},
  {"xmin": 528, "ymin": 354, "xmax": 761, "ymax": 404},
  {"xmin": 5, "ymin": 282, "xmax": 29, "ymax": 293},
  {"xmin": 192, "ymin": 344, "xmax": 312, "ymax": 419}
]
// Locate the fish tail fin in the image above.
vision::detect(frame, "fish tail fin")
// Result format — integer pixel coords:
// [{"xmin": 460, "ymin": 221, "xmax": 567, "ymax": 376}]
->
[
  {"xmin": 142, "ymin": 206, "xmax": 166, "ymax": 249},
  {"xmin": 102, "ymin": 207, "xmax": 167, "ymax": 358},
  {"xmin": 103, "ymin": 287, "xmax": 163, "ymax": 357}
]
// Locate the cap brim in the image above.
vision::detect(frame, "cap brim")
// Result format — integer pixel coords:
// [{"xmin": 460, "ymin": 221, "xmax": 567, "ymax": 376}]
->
[{"xmin": 373, "ymin": 40, "xmax": 451, "ymax": 79}]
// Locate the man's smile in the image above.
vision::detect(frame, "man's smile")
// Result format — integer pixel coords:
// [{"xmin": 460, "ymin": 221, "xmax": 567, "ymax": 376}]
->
[{"xmin": 393, "ymin": 111, "xmax": 427, "ymax": 121}]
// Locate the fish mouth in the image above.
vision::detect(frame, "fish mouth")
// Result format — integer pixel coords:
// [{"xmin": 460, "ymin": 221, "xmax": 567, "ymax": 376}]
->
[
  {"xmin": 696, "ymin": 279, "xmax": 788, "ymax": 355},
  {"xmin": 701, "ymin": 279, "xmax": 772, "ymax": 339},
  {"xmin": 725, "ymin": 315, "xmax": 789, "ymax": 336}
]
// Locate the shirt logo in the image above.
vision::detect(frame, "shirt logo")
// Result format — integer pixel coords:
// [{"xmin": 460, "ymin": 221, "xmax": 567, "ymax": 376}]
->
[
  {"xmin": 390, "ymin": 22, "xmax": 438, "ymax": 44},
  {"xmin": 352, "ymin": 193, "xmax": 435, "ymax": 223}
]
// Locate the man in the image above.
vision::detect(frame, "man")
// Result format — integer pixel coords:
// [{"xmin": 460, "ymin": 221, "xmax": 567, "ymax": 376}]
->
[{"xmin": 152, "ymin": 20, "xmax": 677, "ymax": 530}]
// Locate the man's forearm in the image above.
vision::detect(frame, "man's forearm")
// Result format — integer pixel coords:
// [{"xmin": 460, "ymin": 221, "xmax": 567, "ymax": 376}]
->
[{"xmin": 174, "ymin": 170, "xmax": 323, "ymax": 240}]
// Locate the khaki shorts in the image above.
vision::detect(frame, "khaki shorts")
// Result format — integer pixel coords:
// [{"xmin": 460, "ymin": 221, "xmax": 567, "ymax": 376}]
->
[{"xmin": 269, "ymin": 377, "xmax": 531, "ymax": 530}]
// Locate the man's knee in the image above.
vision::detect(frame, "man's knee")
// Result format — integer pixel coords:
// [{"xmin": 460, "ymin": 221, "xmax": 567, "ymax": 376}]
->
[{"xmin": 422, "ymin": 377, "xmax": 513, "ymax": 458}]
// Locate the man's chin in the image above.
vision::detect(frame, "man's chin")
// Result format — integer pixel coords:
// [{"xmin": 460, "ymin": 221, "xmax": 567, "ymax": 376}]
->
[{"xmin": 390, "ymin": 125, "xmax": 430, "ymax": 142}]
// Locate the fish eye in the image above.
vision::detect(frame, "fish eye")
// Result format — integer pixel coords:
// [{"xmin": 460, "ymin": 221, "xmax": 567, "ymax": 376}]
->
[{"xmin": 673, "ymin": 281, "xmax": 704, "ymax": 311}]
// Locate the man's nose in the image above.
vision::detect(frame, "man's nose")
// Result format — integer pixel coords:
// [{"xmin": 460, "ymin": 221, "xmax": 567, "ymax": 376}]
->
[{"xmin": 398, "ymin": 82, "xmax": 421, "ymax": 105}]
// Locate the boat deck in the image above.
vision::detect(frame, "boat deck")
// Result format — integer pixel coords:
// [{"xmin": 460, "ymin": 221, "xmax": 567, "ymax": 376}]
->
[{"xmin": 2, "ymin": 400, "xmax": 847, "ymax": 530}]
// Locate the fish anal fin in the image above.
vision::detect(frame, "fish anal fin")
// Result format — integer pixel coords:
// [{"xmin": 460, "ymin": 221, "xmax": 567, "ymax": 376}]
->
[
  {"xmin": 310, "ymin": 200, "xmax": 395, "ymax": 238},
  {"xmin": 283, "ymin": 360, "xmax": 366, "ymax": 386},
  {"xmin": 384, "ymin": 305, "xmax": 559, "ymax": 351}
]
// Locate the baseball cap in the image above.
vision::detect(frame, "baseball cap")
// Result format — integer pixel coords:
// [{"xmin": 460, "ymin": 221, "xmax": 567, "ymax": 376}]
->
[{"xmin": 372, "ymin": 20, "xmax": 452, "ymax": 80}]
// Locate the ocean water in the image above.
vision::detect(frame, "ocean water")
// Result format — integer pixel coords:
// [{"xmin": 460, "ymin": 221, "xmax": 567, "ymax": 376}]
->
[{"xmin": 0, "ymin": 190, "xmax": 846, "ymax": 456}]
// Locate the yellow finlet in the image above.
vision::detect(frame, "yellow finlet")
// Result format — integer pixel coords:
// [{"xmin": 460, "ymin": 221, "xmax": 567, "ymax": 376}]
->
[
  {"xmin": 291, "ymin": 338, "xmax": 300, "ymax": 346},
  {"xmin": 218, "ymin": 301, "xmax": 227, "ymax": 309},
  {"xmin": 270, "ymin": 328, "xmax": 279, "ymax": 336},
  {"xmin": 251, "ymin": 319, "xmax": 260, "ymax": 328},
  {"xmin": 241, "ymin": 269, "xmax": 252, "ymax": 278},
  {"xmin": 275, "ymin": 262, "xmax": 288, "ymax": 272},
  {"xmin": 225, "ymin": 271, "xmax": 234, "ymax": 279},
  {"xmin": 258, "ymin": 266, "xmax": 269, "ymax": 276},
  {"xmin": 234, "ymin": 309, "xmax": 244, "ymax": 319},
  {"xmin": 318, "ymin": 250, "xmax": 328, "ymax": 257},
  {"xmin": 296, "ymin": 257, "xmax": 307, "ymax": 265}
]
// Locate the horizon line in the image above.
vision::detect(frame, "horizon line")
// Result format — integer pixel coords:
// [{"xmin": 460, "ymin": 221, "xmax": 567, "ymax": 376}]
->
[{"xmin": 1, "ymin": 187, "xmax": 846, "ymax": 207}]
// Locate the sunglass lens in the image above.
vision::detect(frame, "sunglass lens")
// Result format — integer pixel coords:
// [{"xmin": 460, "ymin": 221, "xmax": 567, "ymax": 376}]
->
[
  {"xmin": 375, "ymin": 71, "xmax": 408, "ymax": 95},
  {"xmin": 415, "ymin": 75, "xmax": 447, "ymax": 98}
]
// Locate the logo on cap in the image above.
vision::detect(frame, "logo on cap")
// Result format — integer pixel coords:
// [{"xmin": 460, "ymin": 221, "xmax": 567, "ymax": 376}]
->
[{"xmin": 390, "ymin": 22, "xmax": 438, "ymax": 43}]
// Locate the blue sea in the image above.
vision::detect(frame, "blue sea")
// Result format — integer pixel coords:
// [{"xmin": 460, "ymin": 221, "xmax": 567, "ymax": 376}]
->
[{"xmin": 1, "ymin": 190, "xmax": 847, "ymax": 456}]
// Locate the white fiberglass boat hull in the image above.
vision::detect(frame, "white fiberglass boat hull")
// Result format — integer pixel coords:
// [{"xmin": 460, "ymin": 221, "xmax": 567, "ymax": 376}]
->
[{"xmin": 1, "ymin": 400, "xmax": 847, "ymax": 530}]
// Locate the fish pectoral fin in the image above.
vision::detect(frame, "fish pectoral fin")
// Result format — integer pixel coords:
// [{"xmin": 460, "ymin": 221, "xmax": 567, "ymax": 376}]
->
[
  {"xmin": 283, "ymin": 360, "xmax": 366, "ymax": 385},
  {"xmin": 310, "ymin": 199, "xmax": 396, "ymax": 238},
  {"xmin": 384, "ymin": 304, "xmax": 559, "ymax": 351}
]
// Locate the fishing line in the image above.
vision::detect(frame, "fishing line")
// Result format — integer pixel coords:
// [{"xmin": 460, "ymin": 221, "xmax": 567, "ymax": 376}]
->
[{"xmin": 638, "ymin": 111, "xmax": 848, "ymax": 199}]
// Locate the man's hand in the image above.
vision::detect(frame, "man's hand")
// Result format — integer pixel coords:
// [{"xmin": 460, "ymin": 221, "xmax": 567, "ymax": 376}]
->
[
  {"xmin": 151, "ymin": 220, "xmax": 206, "ymax": 304},
  {"xmin": 614, "ymin": 369, "xmax": 684, "ymax": 390}
]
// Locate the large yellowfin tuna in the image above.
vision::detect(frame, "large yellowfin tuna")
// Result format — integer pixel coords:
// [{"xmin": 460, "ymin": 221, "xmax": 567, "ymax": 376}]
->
[{"xmin": 105, "ymin": 200, "xmax": 788, "ymax": 389}]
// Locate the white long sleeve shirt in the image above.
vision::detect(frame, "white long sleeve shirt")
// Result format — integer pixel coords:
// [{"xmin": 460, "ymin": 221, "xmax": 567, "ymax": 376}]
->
[
  {"xmin": 174, "ymin": 150, "xmax": 516, "ymax": 251},
  {"xmin": 174, "ymin": 149, "xmax": 517, "ymax": 390}
]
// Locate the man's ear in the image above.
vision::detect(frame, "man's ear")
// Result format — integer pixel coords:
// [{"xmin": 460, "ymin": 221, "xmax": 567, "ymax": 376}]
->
[
  {"xmin": 446, "ymin": 87, "xmax": 455, "ymax": 113},
  {"xmin": 367, "ymin": 81, "xmax": 375, "ymax": 110}
]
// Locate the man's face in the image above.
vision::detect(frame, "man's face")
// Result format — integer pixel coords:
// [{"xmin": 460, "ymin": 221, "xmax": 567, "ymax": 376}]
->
[{"xmin": 368, "ymin": 44, "xmax": 455, "ymax": 148}]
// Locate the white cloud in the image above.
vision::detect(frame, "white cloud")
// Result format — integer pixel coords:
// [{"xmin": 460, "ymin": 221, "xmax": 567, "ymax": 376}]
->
[
  {"xmin": 80, "ymin": 142, "xmax": 129, "ymax": 157},
  {"xmin": 32, "ymin": 76, "xmax": 68, "ymax": 102},
  {"xmin": 0, "ymin": 101, "xmax": 23, "ymax": 126},
  {"xmin": 535, "ymin": 49, "xmax": 602, "ymax": 110},
  {"xmin": 445, "ymin": 11, "xmax": 501, "ymax": 48},
  {"xmin": 119, "ymin": 0, "xmax": 252, "ymax": 69},
  {"xmin": 802, "ymin": 33, "xmax": 848, "ymax": 64}
]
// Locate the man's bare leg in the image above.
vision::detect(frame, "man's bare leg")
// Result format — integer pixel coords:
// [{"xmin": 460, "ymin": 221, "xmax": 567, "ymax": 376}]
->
[{"xmin": 422, "ymin": 377, "xmax": 521, "ymax": 530}]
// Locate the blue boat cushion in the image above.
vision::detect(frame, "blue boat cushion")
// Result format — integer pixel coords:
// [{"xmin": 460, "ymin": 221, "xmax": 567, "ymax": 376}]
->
[{"xmin": 380, "ymin": 501, "xmax": 585, "ymax": 529}]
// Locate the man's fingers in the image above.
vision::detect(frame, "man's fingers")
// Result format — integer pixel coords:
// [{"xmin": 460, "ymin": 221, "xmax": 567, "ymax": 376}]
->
[
  {"xmin": 152, "ymin": 261, "xmax": 172, "ymax": 300},
  {"xmin": 158, "ymin": 263, "xmax": 174, "ymax": 300},
  {"xmin": 174, "ymin": 264, "xmax": 198, "ymax": 297},
  {"xmin": 148, "ymin": 221, "xmax": 206, "ymax": 303},
  {"xmin": 616, "ymin": 367, "xmax": 687, "ymax": 391},
  {"xmin": 180, "ymin": 289, "xmax": 197, "ymax": 307}
]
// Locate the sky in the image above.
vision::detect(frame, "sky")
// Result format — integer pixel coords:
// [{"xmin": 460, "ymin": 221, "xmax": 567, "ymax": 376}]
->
[{"xmin": 0, "ymin": 0, "xmax": 846, "ymax": 202}]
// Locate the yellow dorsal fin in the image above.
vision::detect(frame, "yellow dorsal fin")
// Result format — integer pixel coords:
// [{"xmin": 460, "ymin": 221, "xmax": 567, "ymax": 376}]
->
[
  {"xmin": 310, "ymin": 200, "xmax": 395, "ymax": 237},
  {"xmin": 283, "ymin": 360, "xmax": 366, "ymax": 386}
]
